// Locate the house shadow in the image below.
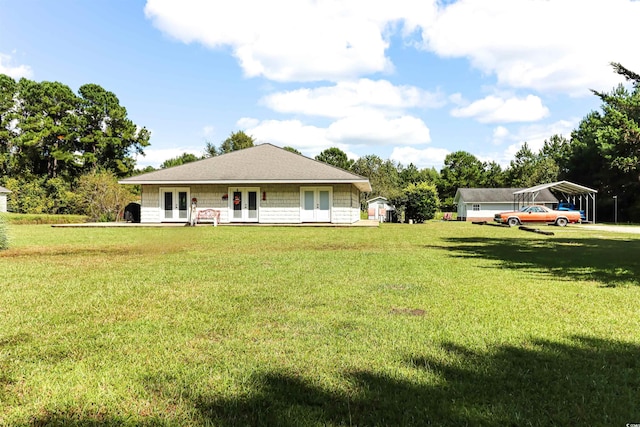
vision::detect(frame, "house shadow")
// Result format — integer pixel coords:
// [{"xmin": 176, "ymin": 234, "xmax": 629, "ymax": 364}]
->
[
  {"xmin": 426, "ymin": 235, "xmax": 640, "ymax": 287},
  {"xmin": 25, "ymin": 336, "xmax": 640, "ymax": 425}
]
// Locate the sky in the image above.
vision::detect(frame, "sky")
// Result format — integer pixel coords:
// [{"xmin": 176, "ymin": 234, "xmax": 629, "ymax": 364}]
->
[{"xmin": 1, "ymin": 0, "xmax": 639, "ymax": 170}]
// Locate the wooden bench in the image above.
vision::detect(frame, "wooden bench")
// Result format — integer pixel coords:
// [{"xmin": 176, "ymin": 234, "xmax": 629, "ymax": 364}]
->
[{"xmin": 192, "ymin": 208, "xmax": 220, "ymax": 226}]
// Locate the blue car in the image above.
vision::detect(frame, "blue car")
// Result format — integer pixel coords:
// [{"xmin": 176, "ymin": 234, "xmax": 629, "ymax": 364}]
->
[{"xmin": 557, "ymin": 202, "xmax": 586, "ymax": 220}]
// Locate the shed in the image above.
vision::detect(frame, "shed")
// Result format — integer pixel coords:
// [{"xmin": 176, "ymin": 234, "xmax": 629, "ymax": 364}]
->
[
  {"xmin": 366, "ymin": 196, "xmax": 395, "ymax": 222},
  {"xmin": 454, "ymin": 188, "xmax": 558, "ymax": 222}
]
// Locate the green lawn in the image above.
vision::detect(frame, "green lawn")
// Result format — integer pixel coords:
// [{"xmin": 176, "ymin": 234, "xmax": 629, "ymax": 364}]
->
[{"xmin": 1, "ymin": 222, "xmax": 639, "ymax": 426}]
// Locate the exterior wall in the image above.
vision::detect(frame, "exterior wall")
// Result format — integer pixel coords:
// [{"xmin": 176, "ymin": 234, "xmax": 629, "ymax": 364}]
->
[
  {"xmin": 331, "ymin": 184, "xmax": 360, "ymax": 224},
  {"xmin": 458, "ymin": 202, "xmax": 555, "ymax": 221},
  {"xmin": 0, "ymin": 193, "xmax": 7, "ymax": 213},
  {"xmin": 139, "ymin": 183, "xmax": 361, "ymax": 224}
]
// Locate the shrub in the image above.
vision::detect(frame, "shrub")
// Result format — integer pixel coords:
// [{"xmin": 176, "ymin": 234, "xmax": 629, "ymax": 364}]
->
[
  {"xmin": 74, "ymin": 169, "xmax": 137, "ymax": 221},
  {"xmin": 401, "ymin": 182, "xmax": 440, "ymax": 223}
]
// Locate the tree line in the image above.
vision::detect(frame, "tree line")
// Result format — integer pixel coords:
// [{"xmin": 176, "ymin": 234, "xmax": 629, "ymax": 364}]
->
[{"xmin": 1, "ymin": 63, "xmax": 639, "ymax": 221}]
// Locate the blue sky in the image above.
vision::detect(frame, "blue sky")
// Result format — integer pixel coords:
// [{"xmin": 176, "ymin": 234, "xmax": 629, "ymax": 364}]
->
[{"xmin": 1, "ymin": 0, "xmax": 638, "ymax": 169}]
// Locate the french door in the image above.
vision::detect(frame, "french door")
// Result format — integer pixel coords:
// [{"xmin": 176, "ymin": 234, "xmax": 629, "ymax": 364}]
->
[
  {"xmin": 229, "ymin": 187, "xmax": 259, "ymax": 222},
  {"xmin": 301, "ymin": 187, "xmax": 331, "ymax": 222},
  {"xmin": 160, "ymin": 187, "xmax": 189, "ymax": 222}
]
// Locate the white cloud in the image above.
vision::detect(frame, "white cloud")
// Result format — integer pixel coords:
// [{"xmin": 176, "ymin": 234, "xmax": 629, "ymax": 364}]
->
[
  {"xmin": 493, "ymin": 125, "xmax": 509, "ymax": 140},
  {"xmin": 262, "ymin": 79, "xmax": 444, "ymax": 118},
  {"xmin": 202, "ymin": 125, "xmax": 215, "ymax": 136},
  {"xmin": 422, "ymin": 0, "xmax": 640, "ymax": 95},
  {"xmin": 390, "ymin": 146, "xmax": 450, "ymax": 169},
  {"xmin": 0, "ymin": 52, "xmax": 33, "ymax": 79},
  {"xmin": 242, "ymin": 112, "xmax": 431, "ymax": 156},
  {"xmin": 327, "ymin": 112, "xmax": 430, "ymax": 145},
  {"xmin": 144, "ymin": 0, "xmax": 437, "ymax": 82},
  {"xmin": 451, "ymin": 94, "xmax": 549, "ymax": 123},
  {"xmin": 487, "ymin": 119, "xmax": 578, "ymax": 167}
]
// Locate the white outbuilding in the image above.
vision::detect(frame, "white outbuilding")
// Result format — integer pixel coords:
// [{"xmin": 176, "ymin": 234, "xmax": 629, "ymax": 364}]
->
[{"xmin": 0, "ymin": 186, "xmax": 10, "ymax": 213}]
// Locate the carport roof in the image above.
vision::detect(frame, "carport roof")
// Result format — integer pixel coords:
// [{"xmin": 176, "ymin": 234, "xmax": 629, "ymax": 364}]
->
[{"xmin": 513, "ymin": 181, "xmax": 597, "ymax": 195}]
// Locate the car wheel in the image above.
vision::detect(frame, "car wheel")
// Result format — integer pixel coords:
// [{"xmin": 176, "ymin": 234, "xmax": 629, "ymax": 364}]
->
[
  {"xmin": 508, "ymin": 217, "xmax": 520, "ymax": 227},
  {"xmin": 555, "ymin": 217, "xmax": 568, "ymax": 227}
]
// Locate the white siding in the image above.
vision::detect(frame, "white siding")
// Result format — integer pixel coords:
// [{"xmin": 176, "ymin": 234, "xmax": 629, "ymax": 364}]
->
[
  {"xmin": 139, "ymin": 183, "xmax": 361, "ymax": 224},
  {"xmin": 0, "ymin": 194, "xmax": 7, "ymax": 213}
]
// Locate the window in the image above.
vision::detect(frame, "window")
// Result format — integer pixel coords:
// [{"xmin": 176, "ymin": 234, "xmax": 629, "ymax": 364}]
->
[{"xmin": 472, "ymin": 204, "xmax": 480, "ymax": 211}]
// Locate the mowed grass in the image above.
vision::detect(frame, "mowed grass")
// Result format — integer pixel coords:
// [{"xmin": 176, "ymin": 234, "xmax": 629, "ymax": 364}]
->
[{"xmin": 1, "ymin": 222, "xmax": 639, "ymax": 426}]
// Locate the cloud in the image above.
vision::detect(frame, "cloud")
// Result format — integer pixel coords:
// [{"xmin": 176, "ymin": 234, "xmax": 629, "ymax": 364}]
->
[
  {"xmin": 262, "ymin": 79, "xmax": 445, "ymax": 118},
  {"xmin": 0, "ymin": 52, "xmax": 33, "ymax": 79},
  {"xmin": 451, "ymin": 94, "xmax": 549, "ymax": 123},
  {"xmin": 144, "ymin": 0, "xmax": 436, "ymax": 82},
  {"xmin": 242, "ymin": 112, "xmax": 431, "ymax": 155},
  {"xmin": 389, "ymin": 146, "xmax": 450, "ymax": 169},
  {"xmin": 327, "ymin": 112, "xmax": 430, "ymax": 145},
  {"xmin": 485, "ymin": 119, "xmax": 578, "ymax": 167},
  {"xmin": 422, "ymin": 0, "xmax": 640, "ymax": 95}
]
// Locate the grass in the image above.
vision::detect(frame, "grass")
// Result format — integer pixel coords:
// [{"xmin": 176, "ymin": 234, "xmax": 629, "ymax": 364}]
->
[
  {"xmin": 0, "ymin": 212, "xmax": 89, "ymax": 225},
  {"xmin": 1, "ymin": 222, "xmax": 639, "ymax": 426}
]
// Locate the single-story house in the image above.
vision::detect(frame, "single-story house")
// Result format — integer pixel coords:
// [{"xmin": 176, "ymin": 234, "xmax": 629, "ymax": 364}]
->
[
  {"xmin": 366, "ymin": 196, "xmax": 395, "ymax": 222},
  {"xmin": 0, "ymin": 186, "xmax": 11, "ymax": 213},
  {"xmin": 119, "ymin": 144, "xmax": 371, "ymax": 224},
  {"xmin": 454, "ymin": 188, "xmax": 558, "ymax": 222}
]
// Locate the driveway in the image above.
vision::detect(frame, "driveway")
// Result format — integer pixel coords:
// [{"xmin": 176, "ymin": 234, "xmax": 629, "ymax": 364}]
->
[{"xmin": 579, "ymin": 225, "xmax": 640, "ymax": 234}]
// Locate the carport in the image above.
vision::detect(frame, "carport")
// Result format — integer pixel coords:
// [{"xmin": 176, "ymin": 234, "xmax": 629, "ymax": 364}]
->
[{"xmin": 513, "ymin": 181, "xmax": 598, "ymax": 223}]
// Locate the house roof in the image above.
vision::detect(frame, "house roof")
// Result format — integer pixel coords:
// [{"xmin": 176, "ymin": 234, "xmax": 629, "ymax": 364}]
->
[
  {"xmin": 454, "ymin": 188, "xmax": 558, "ymax": 204},
  {"xmin": 120, "ymin": 143, "xmax": 372, "ymax": 192},
  {"xmin": 0, "ymin": 186, "xmax": 11, "ymax": 194}
]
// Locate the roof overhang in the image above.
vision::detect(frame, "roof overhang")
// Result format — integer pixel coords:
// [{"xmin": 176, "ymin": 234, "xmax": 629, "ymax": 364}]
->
[{"xmin": 119, "ymin": 179, "xmax": 372, "ymax": 192}]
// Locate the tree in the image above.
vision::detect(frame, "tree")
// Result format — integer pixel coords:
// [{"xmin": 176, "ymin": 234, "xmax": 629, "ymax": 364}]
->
[
  {"xmin": 76, "ymin": 83, "xmax": 150, "ymax": 177},
  {"xmin": 74, "ymin": 169, "xmax": 136, "ymax": 221},
  {"xmin": 437, "ymin": 151, "xmax": 486, "ymax": 210},
  {"xmin": 352, "ymin": 154, "xmax": 402, "ymax": 206},
  {"xmin": 160, "ymin": 152, "xmax": 201, "ymax": 169},
  {"xmin": 14, "ymin": 79, "xmax": 80, "ymax": 179},
  {"xmin": 283, "ymin": 146, "xmax": 302, "ymax": 155},
  {"xmin": 219, "ymin": 130, "xmax": 255, "ymax": 154},
  {"xmin": 504, "ymin": 142, "xmax": 559, "ymax": 187},
  {"xmin": 566, "ymin": 63, "xmax": 640, "ymax": 221},
  {"xmin": 315, "ymin": 147, "xmax": 353, "ymax": 170},
  {"xmin": 398, "ymin": 182, "xmax": 440, "ymax": 223}
]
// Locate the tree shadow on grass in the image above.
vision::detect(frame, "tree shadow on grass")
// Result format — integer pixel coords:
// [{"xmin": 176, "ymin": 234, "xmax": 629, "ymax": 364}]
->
[
  {"xmin": 24, "ymin": 336, "xmax": 640, "ymax": 425},
  {"xmin": 427, "ymin": 236, "xmax": 640, "ymax": 287},
  {"xmin": 132, "ymin": 336, "xmax": 639, "ymax": 426}
]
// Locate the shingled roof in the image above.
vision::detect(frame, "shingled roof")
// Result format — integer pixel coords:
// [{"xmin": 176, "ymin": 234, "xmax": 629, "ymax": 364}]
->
[
  {"xmin": 120, "ymin": 143, "xmax": 372, "ymax": 192},
  {"xmin": 0, "ymin": 186, "xmax": 11, "ymax": 194},
  {"xmin": 454, "ymin": 188, "xmax": 558, "ymax": 204}
]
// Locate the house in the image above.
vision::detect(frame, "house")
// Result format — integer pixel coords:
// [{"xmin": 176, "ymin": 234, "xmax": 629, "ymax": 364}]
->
[
  {"xmin": 366, "ymin": 196, "xmax": 394, "ymax": 222},
  {"xmin": 454, "ymin": 188, "xmax": 558, "ymax": 222},
  {"xmin": 119, "ymin": 144, "xmax": 371, "ymax": 224},
  {"xmin": 0, "ymin": 186, "xmax": 11, "ymax": 213}
]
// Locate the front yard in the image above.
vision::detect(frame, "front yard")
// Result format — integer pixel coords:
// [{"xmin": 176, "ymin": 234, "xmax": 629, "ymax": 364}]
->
[{"xmin": 1, "ymin": 222, "xmax": 639, "ymax": 425}]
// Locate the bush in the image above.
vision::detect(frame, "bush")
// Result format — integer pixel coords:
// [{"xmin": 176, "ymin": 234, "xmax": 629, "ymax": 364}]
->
[
  {"xmin": 74, "ymin": 170, "xmax": 137, "ymax": 221},
  {"xmin": 401, "ymin": 182, "xmax": 440, "ymax": 223}
]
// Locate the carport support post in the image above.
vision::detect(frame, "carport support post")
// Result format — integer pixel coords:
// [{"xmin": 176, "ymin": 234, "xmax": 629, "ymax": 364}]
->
[{"xmin": 613, "ymin": 196, "xmax": 617, "ymax": 224}]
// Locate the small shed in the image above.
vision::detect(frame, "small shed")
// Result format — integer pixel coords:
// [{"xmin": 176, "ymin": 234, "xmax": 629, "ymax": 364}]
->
[
  {"xmin": 454, "ymin": 188, "xmax": 558, "ymax": 222},
  {"xmin": 367, "ymin": 196, "xmax": 395, "ymax": 222},
  {"xmin": 0, "ymin": 186, "xmax": 11, "ymax": 213}
]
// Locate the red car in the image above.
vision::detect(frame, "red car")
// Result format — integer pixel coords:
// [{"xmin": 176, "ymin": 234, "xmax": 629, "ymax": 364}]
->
[{"xmin": 494, "ymin": 205, "xmax": 582, "ymax": 227}]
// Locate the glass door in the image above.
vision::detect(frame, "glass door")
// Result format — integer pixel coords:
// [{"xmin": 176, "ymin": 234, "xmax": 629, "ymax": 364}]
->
[
  {"xmin": 300, "ymin": 187, "xmax": 332, "ymax": 222},
  {"xmin": 229, "ymin": 187, "xmax": 259, "ymax": 222},
  {"xmin": 160, "ymin": 188, "xmax": 189, "ymax": 222}
]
